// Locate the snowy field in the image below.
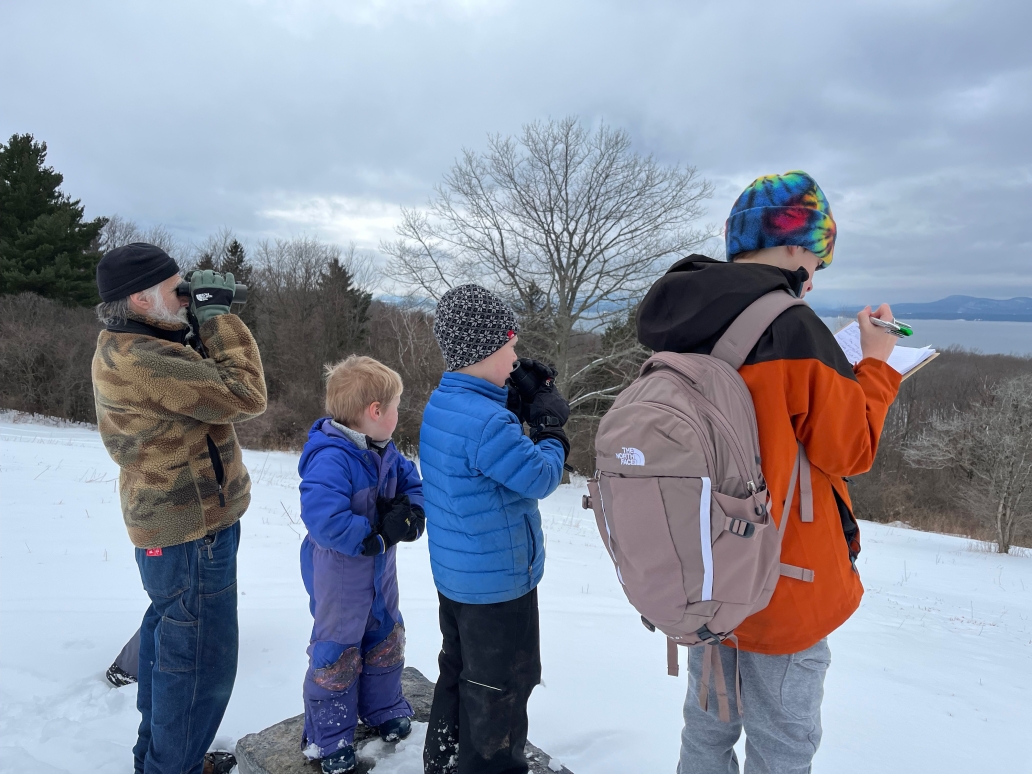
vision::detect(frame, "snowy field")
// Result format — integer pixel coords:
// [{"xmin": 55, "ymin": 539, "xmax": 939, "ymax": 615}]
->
[{"xmin": 2, "ymin": 415, "xmax": 1030, "ymax": 773}]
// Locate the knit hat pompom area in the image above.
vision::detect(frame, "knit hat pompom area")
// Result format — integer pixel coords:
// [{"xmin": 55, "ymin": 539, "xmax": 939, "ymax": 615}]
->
[
  {"xmin": 96, "ymin": 242, "xmax": 180, "ymax": 301},
  {"xmin": 433, "ymin": 284, "xmax": 520, "ymax": 371},
  {"xmin": 724, "ymin": 171, "xmax": 836, "ymax": 267}
]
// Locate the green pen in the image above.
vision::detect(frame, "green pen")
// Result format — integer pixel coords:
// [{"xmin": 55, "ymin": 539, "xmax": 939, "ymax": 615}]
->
[{"xmin": 870, "ymin": 318, "xmax": 913, "ymax": 337}]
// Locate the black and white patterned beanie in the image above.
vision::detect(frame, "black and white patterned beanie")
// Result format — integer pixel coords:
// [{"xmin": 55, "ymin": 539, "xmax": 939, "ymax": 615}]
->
[{"xmin": 433, "ymin": 284, "xmax": 520, "ymax": 371}]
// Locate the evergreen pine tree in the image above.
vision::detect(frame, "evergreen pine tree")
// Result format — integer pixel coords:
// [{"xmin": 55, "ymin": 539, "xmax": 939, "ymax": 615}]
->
[
  {"xmin": 319, "ymin": 257, "xmax": 372, "ymax": 360},
  {"xmin": 220, "ymin": 239, "xmax": 252, "ymax": 284},
  {"xmin": 0, "ymin": 134, "xmax": 107, "ymax": 305}
]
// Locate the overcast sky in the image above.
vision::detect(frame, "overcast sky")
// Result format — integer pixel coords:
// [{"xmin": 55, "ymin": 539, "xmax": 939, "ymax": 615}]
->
[{"xmin": 3, "ymin": 0, "xmax": 1030, "ymax": 306}]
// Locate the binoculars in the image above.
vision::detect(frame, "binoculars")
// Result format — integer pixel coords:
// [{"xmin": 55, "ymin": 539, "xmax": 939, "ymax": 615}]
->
[
  {"xmin": 509, "ymin": 359, "xmax": 555, "ymax": 400},
  {"xmin": 175, "ymin": 277, "xmax": 248, "ymax": 306}
]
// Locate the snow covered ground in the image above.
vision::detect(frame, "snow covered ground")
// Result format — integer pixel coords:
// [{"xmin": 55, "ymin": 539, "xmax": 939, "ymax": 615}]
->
[{"xmin": 2, "ymin": 415, "xmax": 1030, "ymax": 773}]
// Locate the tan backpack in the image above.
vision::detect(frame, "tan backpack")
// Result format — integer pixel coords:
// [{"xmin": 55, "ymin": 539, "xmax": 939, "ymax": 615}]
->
[{"xmin": 584, "ymin": 290, "xmax": 816, "ymax": 721}]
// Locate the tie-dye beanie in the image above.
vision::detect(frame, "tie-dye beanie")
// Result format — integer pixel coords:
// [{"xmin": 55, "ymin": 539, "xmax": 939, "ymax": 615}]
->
[{"xmin": 724, "ymin": 171, "xmax": 837, "ymax": 267}]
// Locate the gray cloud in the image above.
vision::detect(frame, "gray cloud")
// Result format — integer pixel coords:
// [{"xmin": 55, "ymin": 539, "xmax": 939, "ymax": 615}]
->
[{"xmin": 2, "ymin": 0, "xmax": 1029, "ymax": 306}]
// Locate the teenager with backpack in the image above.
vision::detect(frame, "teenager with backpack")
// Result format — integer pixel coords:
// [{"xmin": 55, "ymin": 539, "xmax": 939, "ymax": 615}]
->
[{"xmin": 591, "ymin": 171, "xmax": 901, "ymax": 773}]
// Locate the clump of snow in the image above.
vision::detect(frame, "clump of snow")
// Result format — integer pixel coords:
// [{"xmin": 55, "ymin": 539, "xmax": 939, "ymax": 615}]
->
[
  {"xmin": 358, "ymin": 722, "xmax": 427, "ymax": 772},
  {"xmin": 2, "ymin": 417, "xmax": 1031, "ymax": 773}
]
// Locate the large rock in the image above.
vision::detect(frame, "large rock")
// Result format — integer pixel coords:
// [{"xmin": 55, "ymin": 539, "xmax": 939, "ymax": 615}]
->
[{"xmin": 235, "ymin": 667, "xmax": 572, "ymax": 774}]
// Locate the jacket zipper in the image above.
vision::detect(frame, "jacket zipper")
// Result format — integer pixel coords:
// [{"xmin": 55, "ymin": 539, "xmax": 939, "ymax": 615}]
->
[
  {"xmin": 525, "ymin": 516, "xmax": 536, "ymax": 576},
  {"xmin": 205, "ymin": 434, "xmax": 226, "ymax": 507}
]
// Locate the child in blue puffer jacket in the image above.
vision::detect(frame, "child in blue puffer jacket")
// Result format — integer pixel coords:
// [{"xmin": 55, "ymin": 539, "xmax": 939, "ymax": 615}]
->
[
  {"xmin": 419, "ymin": 285, "xmax": 570, "ymax": 774},
  {"xmin": 297, "ymin": 356, "xmax": 425, "ymax": 774}
]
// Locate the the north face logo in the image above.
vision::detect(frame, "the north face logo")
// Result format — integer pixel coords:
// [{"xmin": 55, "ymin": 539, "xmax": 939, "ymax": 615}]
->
[
  {"xmin": 616, "ymin": 447, "xmax": 645, "ymax": 466},
  {"xmin": 196, "ymin": 292, "xmax": 214, "ymax": 302}
]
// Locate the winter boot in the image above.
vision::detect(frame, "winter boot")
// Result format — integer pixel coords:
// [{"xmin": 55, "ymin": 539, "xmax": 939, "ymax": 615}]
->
[
  {"xmin": 321, "ymin": 745, "xmax": 357, "ymax": 774},
  {"xmin": 377, "ymin": 716, "xmax": 412, "ymax": 742},
  {"xmin": 203, "ymin": 751, "xmax": 237, "ymax": 774},
  {"xmin": 105, "ymin": 663, "xmax": 137, "ymax": 688}
]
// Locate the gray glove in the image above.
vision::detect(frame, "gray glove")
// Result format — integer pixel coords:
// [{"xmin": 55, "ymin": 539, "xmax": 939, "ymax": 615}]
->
[{"xmin": 188, "ymin": 270, "xmax": 235, "ymax": 326}]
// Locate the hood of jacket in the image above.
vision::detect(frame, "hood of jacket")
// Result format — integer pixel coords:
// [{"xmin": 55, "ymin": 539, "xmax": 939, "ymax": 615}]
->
[
  {"xmin": 298, "ymin": 417, "xmax": 398, "ymax": 479},
  {"xmin": 636, "ymin": 255, "xmax": 810, "ymax": 355}
]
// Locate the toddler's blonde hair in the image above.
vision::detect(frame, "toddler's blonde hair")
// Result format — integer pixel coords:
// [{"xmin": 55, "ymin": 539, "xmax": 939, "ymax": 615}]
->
[{"xmin": 324, "ymin": 355, "xmax": 403, "ymax": 426}]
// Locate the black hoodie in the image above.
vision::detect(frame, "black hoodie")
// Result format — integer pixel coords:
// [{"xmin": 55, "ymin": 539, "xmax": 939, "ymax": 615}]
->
[{"xmin": 636, "ymin": 255, "xmax": 855, "ymax": 380}]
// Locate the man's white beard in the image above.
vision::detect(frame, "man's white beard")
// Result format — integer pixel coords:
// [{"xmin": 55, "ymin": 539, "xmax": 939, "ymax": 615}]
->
[{"xmin": 149, "ymin": 302, "xmax": 189, "ymax": 326}]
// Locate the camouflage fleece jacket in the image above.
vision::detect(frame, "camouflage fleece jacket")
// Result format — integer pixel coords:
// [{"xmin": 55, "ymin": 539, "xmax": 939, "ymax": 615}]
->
[{"xmin": 92, "ymin": 312, "xmax": 267, "ymax": 548}]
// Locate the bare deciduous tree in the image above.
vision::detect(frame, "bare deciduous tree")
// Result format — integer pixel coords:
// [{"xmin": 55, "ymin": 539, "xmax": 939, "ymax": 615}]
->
[
  {"xmin": 904, "ymin": 374, "xmax": 1032, "ymax": 553},
  {"xmin": 382, "ymin": 116, "xmax": 713, "ymax": 405},
  {"xmin": 98, "ymin": 215, "xmax": 185, "ymax": 265}
]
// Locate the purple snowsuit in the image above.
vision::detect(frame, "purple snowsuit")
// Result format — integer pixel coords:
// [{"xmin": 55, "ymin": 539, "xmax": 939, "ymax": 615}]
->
[{"xmin": 297, "ymin": 418, "xmax": 424, "ymax": 757}]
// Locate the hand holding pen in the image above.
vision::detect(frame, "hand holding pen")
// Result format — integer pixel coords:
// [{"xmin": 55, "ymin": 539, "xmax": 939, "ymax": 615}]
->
[{"xmin": 857, "ymin": 304, "xmax": 900, "ymax": 363}]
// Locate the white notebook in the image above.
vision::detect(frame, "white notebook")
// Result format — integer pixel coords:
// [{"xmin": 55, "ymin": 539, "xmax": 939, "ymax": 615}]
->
[{"xmin": 833, "ymin": 321, "xmax": 938, "ymax": 378}]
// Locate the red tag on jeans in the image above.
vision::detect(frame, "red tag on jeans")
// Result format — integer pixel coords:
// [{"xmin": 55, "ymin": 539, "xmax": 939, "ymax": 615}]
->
[{"xmin": 146, "ymin": 547, "xmax": 162, "ymax": 557}]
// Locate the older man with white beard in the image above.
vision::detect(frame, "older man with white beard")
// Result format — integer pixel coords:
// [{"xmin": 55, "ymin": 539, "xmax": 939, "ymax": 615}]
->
[{"xmin": 92, "ymin": 243, "xmax": 267, "ymax": 774}]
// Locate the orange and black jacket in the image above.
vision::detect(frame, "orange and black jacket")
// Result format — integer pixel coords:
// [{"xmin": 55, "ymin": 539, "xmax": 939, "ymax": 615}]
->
[{"xmin": 637, "ymin": 255, "xmax": 901, "ymax": 655}]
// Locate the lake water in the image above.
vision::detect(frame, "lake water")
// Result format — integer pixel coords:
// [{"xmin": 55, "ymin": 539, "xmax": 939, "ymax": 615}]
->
[{"xmin": 819, "ymin": 317, "xmax": 1032, "ymax": 356}]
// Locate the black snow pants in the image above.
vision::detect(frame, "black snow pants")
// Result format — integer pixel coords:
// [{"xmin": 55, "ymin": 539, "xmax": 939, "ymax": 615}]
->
[
  {"xmin": 114, "ymin": 627, "xmax": 142, "ymax": 678},
  {"xmin": 423, "ymin": 589, "xmax": 541, "ymax": 774}
]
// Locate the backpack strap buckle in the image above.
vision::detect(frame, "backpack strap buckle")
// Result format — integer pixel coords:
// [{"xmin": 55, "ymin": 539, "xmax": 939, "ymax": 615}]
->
[
  {"xmin": 695, "ymin": 624, "xmax": 723, "ymax": 643},
  {"xmin": 724, "ymin": 517, "xmax": 755, "ymax": 538}
]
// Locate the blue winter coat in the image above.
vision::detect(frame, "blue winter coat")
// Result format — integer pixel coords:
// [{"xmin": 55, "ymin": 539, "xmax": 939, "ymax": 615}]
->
[
  {"xmin": 419, "ymin": 372, "xmax": 565, "ymax": 604},
  {"xmin": 297, "ymin": 418, "xmax": 424, "ymax": 637}
]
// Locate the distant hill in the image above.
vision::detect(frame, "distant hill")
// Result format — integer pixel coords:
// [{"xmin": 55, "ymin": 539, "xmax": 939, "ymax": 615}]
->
[{"xmin": 813, "ymin": 296, "xmax": 1032, "ymax": 322}]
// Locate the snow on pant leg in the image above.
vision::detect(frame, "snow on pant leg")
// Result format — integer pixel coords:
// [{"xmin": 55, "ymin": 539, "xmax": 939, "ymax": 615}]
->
[
  {"xmin": 425, "ymin": 593, "xmax": 463, "ymax": 774},
  {"xmin": 678, "ymin": 644, "xmax": 744, "ymax": 774},
  {"xmin": 135, "ymin": 522, "xmax": 241, "ymax": 774},
  {"xmin": 455, "ymin": 588, "xmax": 542, "ymax": 774},
  {"xmin": 133, "ymin": 605, "xmax": 160, "ymax": 774},
  {"xmin": 739, "ymin": 639, "xmax": 830, "ymax": 774},
  {"xmin": 303, "ymin": 641, "xmax": 363, "ymax": 757},
  {"xmin": 359, "ymin": 617, "xmax": 413, "ymax": 728},
  {"xmin": 116, "ymin": 627, "xmax": 143, "ymax": 679}
]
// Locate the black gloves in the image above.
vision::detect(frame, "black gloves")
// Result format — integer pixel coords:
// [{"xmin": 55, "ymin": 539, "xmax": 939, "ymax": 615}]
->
[
  {"xmin": 380, "ymin": 494, "xmax": 425, "ymax": 544},
  {"xmin": 506, "ymin": 383, "xmax": 526, "ymax": 422},
  {"xmin": 525, "ymin": 389, "xmax": 570, "ymax": 431},
  {"xmin": 360, "ymin": 532, "xmax": 387, "ymax": 557},
  {"xmin": 360, "ymin": 494, "xmax": 425, "ymax": 556},
  {"xmin": 533, "ymin": 425, "xmax": 570, "ymax": 460},
  {"xmin": 507, "ymin": 358, "xmax": 571, "ymax": 461}
]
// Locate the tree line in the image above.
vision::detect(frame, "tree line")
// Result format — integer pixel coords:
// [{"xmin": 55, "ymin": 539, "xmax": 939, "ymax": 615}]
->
[{"xmin": 1, "ymin": 125, "xmax": 1030, "ymax": 552}]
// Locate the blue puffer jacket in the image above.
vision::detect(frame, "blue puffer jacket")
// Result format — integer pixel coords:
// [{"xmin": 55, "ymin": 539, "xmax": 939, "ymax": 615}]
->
[{"xmin": 419, "ymin": 372, "xmax": 565, "ymax": 604}]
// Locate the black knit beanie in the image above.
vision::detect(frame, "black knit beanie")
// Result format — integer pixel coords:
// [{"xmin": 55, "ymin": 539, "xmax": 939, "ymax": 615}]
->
[
  {"xmin": 433, "ymin": 284, "xmax": 520, "ymax": 371},
  {"xmin": 96, "ymin": 243, "xmax": 180, "ymax": 302}
]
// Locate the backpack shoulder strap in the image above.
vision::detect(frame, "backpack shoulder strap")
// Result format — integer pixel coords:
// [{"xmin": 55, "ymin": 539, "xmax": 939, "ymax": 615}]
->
[
  {"xmin": 710, "ymin": 291, "xmax": 807, "ymax": 370},
  {"xmin": 779, "ymin": 442, "xmax": 815, "ymax": 583}
]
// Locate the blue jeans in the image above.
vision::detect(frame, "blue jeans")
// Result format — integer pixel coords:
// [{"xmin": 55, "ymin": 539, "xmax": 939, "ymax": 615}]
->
[{"xmin": 134, "ymin": 521, "xmax": 240, "ymax": 774}]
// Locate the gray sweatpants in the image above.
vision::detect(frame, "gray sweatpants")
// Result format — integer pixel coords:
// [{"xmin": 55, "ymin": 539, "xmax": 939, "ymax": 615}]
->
[{"xmin": 678, "ymin": 639, "xmax": 831, "ymax": 774}]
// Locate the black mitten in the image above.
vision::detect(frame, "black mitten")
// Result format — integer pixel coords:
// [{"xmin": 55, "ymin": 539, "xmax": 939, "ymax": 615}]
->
[
  {"xmin": 505, "ymin": 382, "xmax": 527, "ymax": 423},
  {"xmin": 361, "ymin": 532, "xmax": 387, "ymax": 556},
  {"xmin": 378, "ymin": 494, "xmax": 425, "ymax": 545},
  {"xmin": 531, "ymin": 425, "xmax": 570, "ymax": 461},
  {"xmin": 525, "ymin": 388, "xmax": 570, "ymax": 429}
]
